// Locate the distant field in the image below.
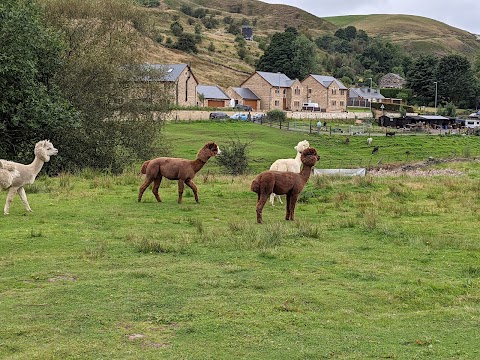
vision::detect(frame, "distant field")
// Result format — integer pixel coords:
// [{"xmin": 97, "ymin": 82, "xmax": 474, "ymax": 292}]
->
[{"xmin": 1, "ymin": 122, "xmax": 480, "ymax": 359}]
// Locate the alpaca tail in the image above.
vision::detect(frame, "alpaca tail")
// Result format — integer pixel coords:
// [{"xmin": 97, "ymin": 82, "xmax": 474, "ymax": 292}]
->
[{"xmin": 140, "ymin": 160, "xmax": 150, "ymax": 175}]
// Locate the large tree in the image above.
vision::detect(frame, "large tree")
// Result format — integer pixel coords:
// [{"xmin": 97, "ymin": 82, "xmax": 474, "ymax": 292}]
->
[
  {"xmin": 406, "ymin": 55, "xmax": 439, "ymax": 106},
  {"xmin": 40, "ymin": 0, "xmax": 169, "ymax": 172},
  {"xmin": 0, "ymin": 0, "xmax": 78, "ymax": 166},
  {"xmin": 436, "ymin": 54, "xmax": 477, "ymax": 108},
  {"xmin": 256, "ymin": 27, "xmax": 318, "ymax": 79}
]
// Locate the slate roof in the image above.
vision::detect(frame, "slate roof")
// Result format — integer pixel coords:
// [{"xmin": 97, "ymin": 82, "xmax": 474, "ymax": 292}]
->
[
  {"xmin": 256, "ymin": 71, "xmax": 293, "ymax": 87},
  {"xmin": 232, "ymin": 87, "xmax": 260, "ymax": 100},
  {"xmin": 309, "ymin": 75, "xmax": 348, "ymax": 90},
  {"xmin": 349, "ymin": 87, "xmax": 385, "ymax": 100},
  {"xmin": 197, "ymin": 85, "xmax": 230, "ymax": 100},
  {"xmin": 140, "ymin": 63, "xmax": 191, "ymax": 82}
]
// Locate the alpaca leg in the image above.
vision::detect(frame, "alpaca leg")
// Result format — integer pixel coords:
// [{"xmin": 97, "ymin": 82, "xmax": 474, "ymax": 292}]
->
[
  {"xmin": 288, "ymin": 194, "xmax": 299, "ymax": 221},
  {"xmin": 276, "ymin": 194, "xmax": 283, "ymax": 204},
  {"xmin": 185, "ymin": 179, "xmax": 199, "ymax": 203},
  {"xmin": 269, "ymin": 193, "xmax": 275, "ymax": 206},
  {"xmin": 17, "ymin": 187, "xmax": 32, "ymax": 212},
  {"xmin": 256, "ymin": 194, "xmax": 269, "ymax": 224},
  {"xmin": 138, "ymin": 177, "xmax": 154, "ymax": 202},
  {"xmin": 177, "ymin": 179, "xmax": 185, "ymax": 204},
  {"xmin": 152, "ymin": 176, "xmax": 162, "ymax": 202},
  {"xmin": 285, "ymin": 194, "xmax": 291, "ymax": 221},
  {"xmin": 4, "ymin": 187, "xmax": 17, "ymax": 215}
]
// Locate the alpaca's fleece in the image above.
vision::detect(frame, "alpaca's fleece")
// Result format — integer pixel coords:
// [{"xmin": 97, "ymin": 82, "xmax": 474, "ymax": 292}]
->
[
  {"xmin": 367, "ymin": 137, "xmax": 373, "ymax": 146},
  {"xmin": 268, "ymin": 140, "xmax": 310, "ymax": 205},
  {"xmin": 2, "ymin": 140, "xmax": 58, "ymax": 215},
  {"xmin": 138, "ymin": 142, "xmax": 221, "ymax": 204},
  {"xmin": 269, "ymin": 140, "xmax": 310, "ymax": 173},
  {"xmin": 251, "ymin": 147, "xmax": 319, "ymax": 224}
]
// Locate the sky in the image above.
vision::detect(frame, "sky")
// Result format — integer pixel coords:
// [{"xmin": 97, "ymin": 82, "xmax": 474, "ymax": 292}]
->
[{"xmin": 261, "ymin": 0, "xmax": 480, "ymax": 35}]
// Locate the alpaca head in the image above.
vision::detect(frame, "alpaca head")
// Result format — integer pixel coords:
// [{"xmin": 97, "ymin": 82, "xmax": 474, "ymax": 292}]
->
[
  {"xmin": 294, "ymin": 140, "xmax": 310, "ymax": 153},
  {"xmin": 34, "ymin": 140, "xmax": 58, "ymax": 162},
  {"xmin": 197, "ymin": 142, "xmax": 221, "ymax": 162},
  {"xmin": 300, "ymin": 147, "xmax": 320, "ymax": 167}
]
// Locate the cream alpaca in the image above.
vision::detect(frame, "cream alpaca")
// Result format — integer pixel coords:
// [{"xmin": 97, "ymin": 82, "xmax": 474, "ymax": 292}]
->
[{"xmin": 0, "ymin": 140, "xmax": 58, "ymax": 215}]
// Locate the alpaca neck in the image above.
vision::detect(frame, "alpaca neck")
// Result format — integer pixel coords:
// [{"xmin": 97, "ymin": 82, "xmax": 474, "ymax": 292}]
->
[
  {"xmin": 294, "ymin": 151, "xmax": 302, "ymax": 164},
  {"xmin": 299, "ymin": 164, "xmax": 313, "ymax": 184},
  {"xmin": 29, "ymin": 156, "xmax": 46, "ymax": 178},
  {"xmin": 192, "ymin": 158, "xmax": 208, "ymax": 173}
]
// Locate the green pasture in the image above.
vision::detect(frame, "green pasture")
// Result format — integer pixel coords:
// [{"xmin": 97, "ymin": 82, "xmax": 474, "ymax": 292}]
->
[{"xmin": 1, "ymin": 121, "xmax": 480, "ymax": 359}]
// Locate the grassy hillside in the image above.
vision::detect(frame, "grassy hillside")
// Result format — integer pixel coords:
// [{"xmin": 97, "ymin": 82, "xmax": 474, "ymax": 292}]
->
[{"xmin": 324, "ymin": 14, "xmax": 480, "ymax": 58}]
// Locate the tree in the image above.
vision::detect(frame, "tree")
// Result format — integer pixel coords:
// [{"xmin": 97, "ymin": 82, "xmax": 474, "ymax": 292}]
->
[
  {"xmin": 170, "ymin": 21, "xmax": 183, "ymax": 36},
  {"xmin": 406, "ymin": 55, "xmax": 439, "ymax": 106},
  {"xmin": 174, "ymin": 33, "xmax": 198, "ymax": 53},
  {"xmin": 0, "ymin": 0, "xmax": 78, "ymax": 167},
  {"xmin": 436, "ymin": 54, "xmax": 477, "ymax": 108},
  {"xmin": 256, "ymin": 28, "xmax": 317, "ymax": 79},
  {"xmin": 40, "ymin": 0, "xmax": 168, "ymax": 173}
]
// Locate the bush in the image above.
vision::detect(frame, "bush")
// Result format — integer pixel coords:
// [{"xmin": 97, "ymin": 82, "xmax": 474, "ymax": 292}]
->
[
  {"xmin": 216, "ymin": 138, "xmax": 251, "ymax": 175},
  {"xmin": 266, "ymin": 109, "xmax": 287, "ymax": 123}
]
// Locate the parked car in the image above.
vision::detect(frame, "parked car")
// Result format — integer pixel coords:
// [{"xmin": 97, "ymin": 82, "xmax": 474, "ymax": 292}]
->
[
  {"xmin": 233, "ymin": 104, "xmax": 253, "ymax": 111},
  {"xmin": 252, "ymin": 113, "xmax": 266, "ymax": 122},
  {"xmin": 230, "ymin": 113, "xmax": 248, "ymax": 121},
  {"xmin": 209, "ymin": 112, "xmax": 228, "ymax": 119}
]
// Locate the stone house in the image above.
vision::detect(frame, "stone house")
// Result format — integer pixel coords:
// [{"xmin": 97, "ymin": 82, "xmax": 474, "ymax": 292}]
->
[
  {"xmin": 225, "ymin": 87, "xmax": 261, "ymax": 110},
  {"xmin": 240, "ymin": 71, "xmax": 303, "ymax": 111},
  {"xmin": 379, "ymin": 73, "xmax": 406, "ymax": 89},
  {"xmin": 197, "ymin": 85, "xmax": 230, "ymax": 108},
  {"xmin": 301, "ymin": 75, "xmax": 348, "ymax": 112},
  {"xmin": 139, "ymin": 63, "xmax": 198, "ymax": 107}
]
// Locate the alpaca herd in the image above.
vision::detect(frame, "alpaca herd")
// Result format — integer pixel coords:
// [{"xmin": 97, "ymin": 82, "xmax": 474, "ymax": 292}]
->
[{"xmin": 6, "ymin": 136, "xmax": 394, "ymax": 224}]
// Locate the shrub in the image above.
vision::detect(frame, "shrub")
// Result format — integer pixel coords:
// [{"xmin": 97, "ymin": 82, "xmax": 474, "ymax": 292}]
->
[
  {"xmin": 216, "ymin": 138, "xmax": 251, "ymax": 175},
  {"xmin": 266, "ymin": 109, "xmax": 287, "ymax": 123}
]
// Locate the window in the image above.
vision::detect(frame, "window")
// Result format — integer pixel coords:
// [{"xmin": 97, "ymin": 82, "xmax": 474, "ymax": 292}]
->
[
  {"xmin": 294, "ymin": 88, "xmax": 300, "ymax": 95},
  {"xmin": 332, "ymin": 101, "xmax": 337, "ymax": 106},
  {"xmin": 308, "ymin": 88, "xmax": 312, "ymax": 94},
  {"xmin": 275, "ymin": 89, "xmax": 280, "ymax": 94},
  {"xmin": 331, "ymin": 88, "xmax": 337, "ymax": 95},
  {"xmin": 274, "ymin": 100, "xmax": 280, "ymax": 106},
  {"xmin": 340, "ymin": 101, "xmax": 344, "ymax": 106},
  {"xmin": 294, "ymin": 101, "xmax": 300, "ymax": 107}
]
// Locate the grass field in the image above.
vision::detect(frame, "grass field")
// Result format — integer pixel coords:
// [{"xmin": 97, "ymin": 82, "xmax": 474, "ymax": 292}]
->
[{"xmin": 1, "ymin": 122, "xmax": 480, "ymax": 359}]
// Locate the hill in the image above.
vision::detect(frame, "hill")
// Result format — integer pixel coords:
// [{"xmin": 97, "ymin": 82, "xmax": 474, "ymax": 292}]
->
[{"xmin": 324, "ymin": 14, "xmax": 480, "ymax": 58}]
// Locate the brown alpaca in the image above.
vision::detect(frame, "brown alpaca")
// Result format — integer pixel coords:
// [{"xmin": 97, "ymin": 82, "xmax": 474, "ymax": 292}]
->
[
  {"xmin": 138, "ymin": 142, "xmax": 221, "ymax": 204},
  {"xmin": 251, "ymin": 147, "xmax": 320, "ymax": 224}
]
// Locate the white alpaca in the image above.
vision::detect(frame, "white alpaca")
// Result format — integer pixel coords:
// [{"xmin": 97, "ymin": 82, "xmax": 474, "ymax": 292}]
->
[
  {"xmin": 269, "ymin": 139, "xmax": 310, "ymax": 205},
  {"xmin": 367, "ymin": 137, "xmax": 373, "ymax": 146},
  {"xmin": 0, "ymin": 140, "xmax": 58, "ymax": 215}
]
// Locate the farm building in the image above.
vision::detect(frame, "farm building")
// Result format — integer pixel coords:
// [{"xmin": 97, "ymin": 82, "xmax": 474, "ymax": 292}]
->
[
  {"xmin": 226, "ymin": 87, "xmax": 261, "ymax": 110},
  {"xmin": 197, "ymin": 85, "xmax": 230, "ymax": 108},
  {"xmin": 242, "ymin": 25, "xmax": 253, "ymax": 40},
  {"xmin": 348, "ymin": 87, "xmax": 385, "ymax": 107}
]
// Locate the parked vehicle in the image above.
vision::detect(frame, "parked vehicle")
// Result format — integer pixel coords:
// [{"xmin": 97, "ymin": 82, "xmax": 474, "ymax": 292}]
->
[
  {"xmin": 233, "ymin": 104, "xmax": 253, "ymax": 111},
  {"xmin": 230, "ymin": 113, "xmax": 248, "ymax": 121},
  {"xmin": 209, "ymin": 112, "xmax": 228, "ymax": 119},
  {"xmin": 252, "ymin": 113, "xmax": 266, "ymax": 122}
]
